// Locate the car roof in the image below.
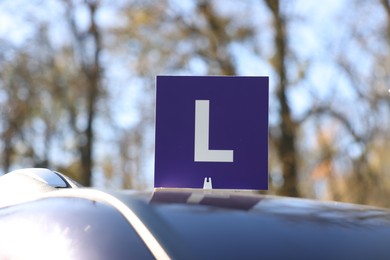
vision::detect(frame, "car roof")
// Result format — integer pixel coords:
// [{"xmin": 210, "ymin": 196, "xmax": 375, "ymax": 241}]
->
[
  {"xmin": 127, "ymin": 189, "xmax": 390, "ymax": 260},
  {"xmin": 2, "ymin": 188, "xmax": 390, "ymax": 259}
]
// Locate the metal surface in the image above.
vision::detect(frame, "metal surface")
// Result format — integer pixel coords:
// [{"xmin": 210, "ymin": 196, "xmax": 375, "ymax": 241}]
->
[
  {"xmin": 0, "ymin": 195, "xmax": 154, "ymax": 260},
  {"xmin": 148, "ymin": 190, "xmax": 390, "ymax": 259},
  {"xmin": 2, "ymin": 187, "xmax": 390, "ymax": 259}
]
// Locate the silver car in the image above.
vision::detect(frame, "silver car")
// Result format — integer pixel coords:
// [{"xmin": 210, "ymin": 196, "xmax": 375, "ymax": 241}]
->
[{"xmin": 0, "ymin": 168, "xmax": 390, "ymax": 259}]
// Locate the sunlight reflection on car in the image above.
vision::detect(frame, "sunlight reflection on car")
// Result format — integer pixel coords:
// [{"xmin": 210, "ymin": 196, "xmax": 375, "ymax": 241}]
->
[{"xmin": 0, "ymin": 216, "xmax": 75, "ymax": 260}]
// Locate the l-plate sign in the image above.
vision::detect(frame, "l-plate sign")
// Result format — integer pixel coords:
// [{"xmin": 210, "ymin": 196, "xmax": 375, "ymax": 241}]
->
[{"xmin": 154, "ymin": 76, "xmax": 269, "ymax": 190}]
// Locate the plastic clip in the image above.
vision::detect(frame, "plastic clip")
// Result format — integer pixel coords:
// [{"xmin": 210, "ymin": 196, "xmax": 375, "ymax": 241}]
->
[{"xmin": 203, "ymin": 177, "xmax": 212, "ymax": 189}]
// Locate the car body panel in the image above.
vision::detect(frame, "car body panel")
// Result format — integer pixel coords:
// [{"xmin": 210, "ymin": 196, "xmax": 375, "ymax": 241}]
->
[
  {"xmin": 150, "ymin": 190, "xmax": 390, "ymax": 259},
  {"xmin": 1, "ymin": 188, "xmax": 390, "ymax": 259},
  {"xmin": 0, "ymin": 194, "xmax": 154, "ymax": 259}
]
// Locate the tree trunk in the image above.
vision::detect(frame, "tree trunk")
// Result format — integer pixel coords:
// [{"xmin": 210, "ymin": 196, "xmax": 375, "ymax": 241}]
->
[{"xmin": 265, "ymin": 0, "xmax": 299, "ymax": 197}]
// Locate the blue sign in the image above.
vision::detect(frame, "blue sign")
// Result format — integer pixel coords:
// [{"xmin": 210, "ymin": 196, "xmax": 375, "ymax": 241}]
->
[{"xmin": 154, "ymin": 76, "xmax": 269, "ymax": 190}]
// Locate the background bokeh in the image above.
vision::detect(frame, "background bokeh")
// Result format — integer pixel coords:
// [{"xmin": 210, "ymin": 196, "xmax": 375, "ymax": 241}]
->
[{"xmin": 1, "ymin": 0, "xmax": 390, "ymax": 207}]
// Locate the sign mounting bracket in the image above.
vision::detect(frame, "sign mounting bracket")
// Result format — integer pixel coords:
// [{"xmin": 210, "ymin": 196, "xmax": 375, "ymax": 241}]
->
[{"xmin": 203, "ymin": 177, "xmax": 213, "ymax": 189}]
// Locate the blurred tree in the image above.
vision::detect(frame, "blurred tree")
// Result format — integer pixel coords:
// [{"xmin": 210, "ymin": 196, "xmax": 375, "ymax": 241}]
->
[
  {"xmin": 1, "ymin": 51, "xmax": 35, "ymax": 172},
  {"xmin": 62, "ymin": 0, "xmax": 104, "ymax": 186},
  {"xmin": 3, "ymin": 0, "xmax": 390, "ymax": 206},
  {"xmin": 0, "ymin": 25, "xmax": 64, "ymax": 172},
  {"xmin": 265, "ymin": 0, "xmax": 299, "ymax": 197},
  {"xmin": 0, "ymin": 0, "xmax": 105, "ymax": 186},
  {"xmin": 327, "ymin": 0, "xmax": 390, "ymax": 207},
  {"xmin": 286, "ymin": 0, "xmax": 390, "ymax": 207}
]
